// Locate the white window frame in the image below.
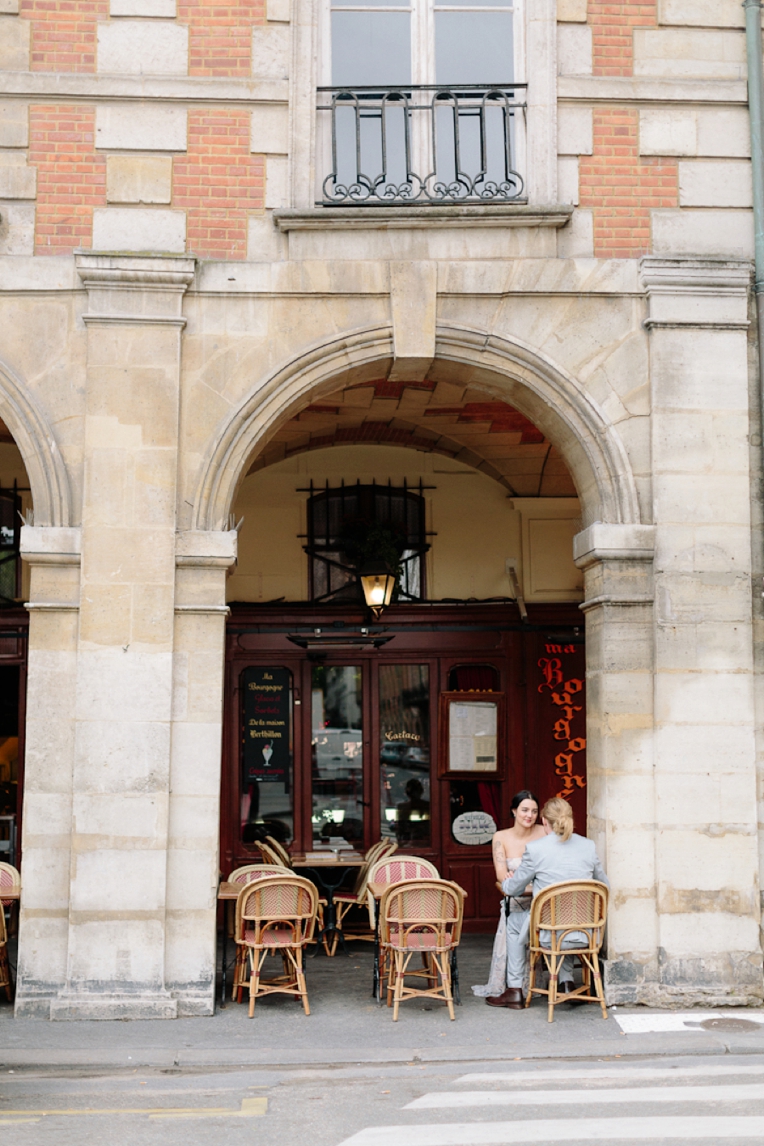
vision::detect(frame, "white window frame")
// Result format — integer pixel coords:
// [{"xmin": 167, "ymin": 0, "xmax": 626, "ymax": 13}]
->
[{"xmin": 289, "ymin": 0, "xmax": 557, "ymax": 209}]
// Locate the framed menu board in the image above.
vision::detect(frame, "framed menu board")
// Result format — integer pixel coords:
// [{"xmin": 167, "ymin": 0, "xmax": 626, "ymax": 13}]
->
[{"xmin": 438, "ymin": 691, "xmax": 506, "ymax": 778}]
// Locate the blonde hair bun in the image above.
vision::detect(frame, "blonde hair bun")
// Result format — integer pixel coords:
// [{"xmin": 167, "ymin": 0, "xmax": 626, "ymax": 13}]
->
[{"xmin": 541, "ymin": 797, "xmax": 574, "ymax": 842}]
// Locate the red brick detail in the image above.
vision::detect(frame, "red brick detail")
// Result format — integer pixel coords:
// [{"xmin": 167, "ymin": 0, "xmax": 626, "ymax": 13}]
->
[
  {"xmin": 588, "ymin": 1, "xmax": 657, "ymax": 77},
  {"xmin": 177, "ymin": 0, "xmax": 264, "ymax": 76},
  {"xmin": 173, "ymin": 110, "xmax": 264, "ymax": 260},
  {"xmin": 28, "ymin": 104, "xmax": 106, "ymax": 255},
  {"xmin": 425, "ymin": 402, "xmax": 545, "ymax": 443},
  {"xmin": 20, "ymin": 0, "xmax": 108, "ymax": 73},
  {"xmin": 578, "ymin": 108, "xmax": 678, "ymax": 259}
]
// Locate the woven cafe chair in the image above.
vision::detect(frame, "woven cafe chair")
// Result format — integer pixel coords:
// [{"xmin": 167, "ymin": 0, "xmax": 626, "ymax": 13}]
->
[
  {"xmin": 265, "ymin": 835, "xmax": 293, "ymax": 867},
  {"xmin": 328, "ymin": 841, "xmax": 399, "ymax": 955},
  {"xmin": 0, "ymin": 886, "xmax": 12, "ymax": 1002},
  {"xmin": 0, "ymin": 862, "xmax": 20, "ymax": 939},
  {"xmin": 227, "ymin": 866, "xmax": 287, "ymax": 999},
  {"xmin": 525, "ymin": 879, "xmax": 609, "ymax": 1023},
  {"xmin": 366, "ymin": 855, "xmax": 439, "ymax": 930},
  {"xmin": 253, "ymin": 839, "xmax": 285, "ymax": 866},
  {"xmin": 236, "ymin": 874, "xmax": 318, "ymax": 1016},
  {"xmin": 380, "ymin": 879, "xmax": 465, "ymax": 1021}
]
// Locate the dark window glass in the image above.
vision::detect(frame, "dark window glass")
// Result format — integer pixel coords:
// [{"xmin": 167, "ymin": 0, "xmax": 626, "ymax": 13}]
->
[
  {"xmin": 449, "ymin": 779, "xmax": 500, "ymax": 845},
  {"xmin": 379, "ymin": 664, "xmax": 430, "ymax": 847},
  {"xmin": 0, "ymin": 489, "xmax": 21, "ymax": 604},
  {"xmin": 311, "ymin": 664, "xmax": 365, "ymax": 847},
  {"xmin": 448, "ymin": 664, "xmax": 500, "ymax": 691}
]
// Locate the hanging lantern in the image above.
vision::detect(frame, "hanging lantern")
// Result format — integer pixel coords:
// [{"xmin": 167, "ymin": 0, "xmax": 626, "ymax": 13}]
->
[{"xmin": 359, "ymin": 559, "xmax": 396, "ymax": 618}]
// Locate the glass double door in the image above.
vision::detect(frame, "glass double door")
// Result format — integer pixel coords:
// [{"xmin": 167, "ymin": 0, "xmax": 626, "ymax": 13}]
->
[{"xmin": 311, "ymin": 662, "xmax": 431, "ymax": 852}]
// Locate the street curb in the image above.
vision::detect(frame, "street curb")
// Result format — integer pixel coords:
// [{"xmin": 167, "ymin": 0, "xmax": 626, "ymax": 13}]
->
[{"xmin": 4, "ymin": 1035, "xmax": 763, "ymax": 1071}]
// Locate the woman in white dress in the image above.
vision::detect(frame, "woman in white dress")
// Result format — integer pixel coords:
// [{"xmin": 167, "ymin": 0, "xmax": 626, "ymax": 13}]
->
[{"xmin": 472, "ymin": 790, "xmax": 547, "ymax": 1001}]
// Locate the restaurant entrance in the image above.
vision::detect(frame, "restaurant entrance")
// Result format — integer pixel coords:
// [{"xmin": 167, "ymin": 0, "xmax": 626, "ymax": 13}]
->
[{"xmin": 220, "ymin": 601, "xmax": 586, "ymax": 930}]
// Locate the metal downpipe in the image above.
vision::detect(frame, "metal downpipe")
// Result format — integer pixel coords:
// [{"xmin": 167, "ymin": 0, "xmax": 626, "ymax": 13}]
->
[{"xmin": 745, "ymin": 1, "xmax": 764, "ymax": 410}]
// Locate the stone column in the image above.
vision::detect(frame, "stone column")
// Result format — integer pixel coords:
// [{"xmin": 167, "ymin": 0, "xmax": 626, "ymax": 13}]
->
[
  {"xmin": 165, "ymin": 529, "xmax": 236, "ymax": 1015},
  {"xmin": 15, "ymin": 527, "xmax": 81, "ymax": 1017},
  {"xmin": 48, "ymin": 254, "xmax": 194, "ymax": 1020},
  {"xmin": 574, "ymin": 522, "xmax": 657, "ymax": 1004},
  {"xmin": 641, "ymin": 256, "xmax": 762, "ymax": 1004}
]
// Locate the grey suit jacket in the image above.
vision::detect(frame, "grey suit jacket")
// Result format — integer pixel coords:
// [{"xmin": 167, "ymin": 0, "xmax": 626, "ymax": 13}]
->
[{"xmin": 501, "ymin": 832, "xmax": 609, "ymax": 901}]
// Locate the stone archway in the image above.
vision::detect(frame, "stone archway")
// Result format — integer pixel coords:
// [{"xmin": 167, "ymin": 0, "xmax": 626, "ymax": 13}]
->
[
  {"xmin": 0, "ymin": 358, "xmax": 72, "ymax": 528},
  {"xmin": 191, "ymin": 323, "xmax": 642, "ymax": 534}
]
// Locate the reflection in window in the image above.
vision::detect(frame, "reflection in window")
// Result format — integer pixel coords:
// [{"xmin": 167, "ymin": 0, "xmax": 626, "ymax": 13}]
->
[
  {"xmin": 380, "ymin": 664, "xmax": 430, "ymax": 848},
  {"xmin": 240, "ymin": 666, "xmax": 294, "ymax": 847},
  {"xmin": 449, "ymin": 780, "xmax": 500, "ymax": 845},
  {"xmin": 312, "ymin": 665, "xmax": 364, "ymax": 847},
  {"xmin": 0, "ymin": 487, "xmax": 21, "ymax": 604}
]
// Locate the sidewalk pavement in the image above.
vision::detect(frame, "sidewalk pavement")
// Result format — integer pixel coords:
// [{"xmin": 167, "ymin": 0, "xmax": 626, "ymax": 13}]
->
[{"xmin": 2, "ymin": 936, "xmax": 763, "ymax": 1070}]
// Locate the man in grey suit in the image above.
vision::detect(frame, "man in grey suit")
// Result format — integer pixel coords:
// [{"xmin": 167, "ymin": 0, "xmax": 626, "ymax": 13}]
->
[{"xmin": 486, "ymin": 797, "xmax": 608, "ymax": 1009}]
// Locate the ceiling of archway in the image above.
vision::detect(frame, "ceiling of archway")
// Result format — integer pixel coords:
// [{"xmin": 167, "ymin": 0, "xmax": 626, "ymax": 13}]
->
[
  {"xmin": 247, "ymin": 379, "xmax": 576, "ymax": 497},
  {"xmin": 0, "ymin": 418, "xmax": 14, "ymax": 444}
]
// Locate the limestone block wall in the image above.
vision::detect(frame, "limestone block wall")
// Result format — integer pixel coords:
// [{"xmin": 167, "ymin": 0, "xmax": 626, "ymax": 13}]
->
[{"xmin": 0, "ymin": 0, "xmax": 763, "ymax": 1016}]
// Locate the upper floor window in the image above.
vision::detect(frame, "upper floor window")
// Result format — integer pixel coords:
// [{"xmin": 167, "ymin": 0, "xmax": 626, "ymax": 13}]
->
[
  {"xmin": 328, "ymin": 0, "xmax": 515, "ymax": 88},
  {"xmin": 319, "ymin": 0, "xmax": 524, "ymax": 206},
  {"xmin": 305, "ymin": 482, "xmax": 428, "ymax": 604}
]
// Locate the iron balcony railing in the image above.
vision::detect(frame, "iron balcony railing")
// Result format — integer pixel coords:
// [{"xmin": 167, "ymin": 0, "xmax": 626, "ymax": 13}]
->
[{"xmin": 317, "ymin": 83, "xmax": 527, "ymax": 207}]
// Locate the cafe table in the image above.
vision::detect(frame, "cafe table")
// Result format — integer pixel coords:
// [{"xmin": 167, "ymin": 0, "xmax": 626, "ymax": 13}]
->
[{"xmin": 291, "ymin": 851, "xmax": 365, "ymax": 954}]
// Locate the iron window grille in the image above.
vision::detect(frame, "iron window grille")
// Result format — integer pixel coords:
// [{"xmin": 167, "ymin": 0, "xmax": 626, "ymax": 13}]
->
[
  {"xmin": 304, "ymin": 480, "xmax": 430, "ymax": 603},
  {"xmin": 317, "ymin": 83, "xmax": 526, "ymax": 206}
]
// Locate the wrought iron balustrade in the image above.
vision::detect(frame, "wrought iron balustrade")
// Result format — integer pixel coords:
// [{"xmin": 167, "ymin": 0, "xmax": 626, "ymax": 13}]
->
[{"xmin": 317, "ymin": 84, "xmax": 526, "ymax": 207}]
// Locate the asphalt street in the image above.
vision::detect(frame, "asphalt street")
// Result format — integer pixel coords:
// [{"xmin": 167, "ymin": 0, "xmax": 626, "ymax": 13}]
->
[{"xmin": 3, "ymin": 1053, "xmax": 764, "ymax": 1145}]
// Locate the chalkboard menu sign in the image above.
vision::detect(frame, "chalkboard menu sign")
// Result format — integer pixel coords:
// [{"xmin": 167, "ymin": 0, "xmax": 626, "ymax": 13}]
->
[{"xmin": 242, "ymin": 666, "xmax": 292, "ymax": 784}]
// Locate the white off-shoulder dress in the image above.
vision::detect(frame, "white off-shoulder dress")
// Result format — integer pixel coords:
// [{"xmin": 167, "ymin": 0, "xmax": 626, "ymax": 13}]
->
[{"xmin": 471, "ymin": 857, "xmax": 531, "ymax": 998}]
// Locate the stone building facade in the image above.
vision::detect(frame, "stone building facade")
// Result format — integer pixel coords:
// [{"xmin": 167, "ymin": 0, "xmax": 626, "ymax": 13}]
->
[{"xmin": 0, "ymin": 0, "xmax": 763, "ymax": 1017}]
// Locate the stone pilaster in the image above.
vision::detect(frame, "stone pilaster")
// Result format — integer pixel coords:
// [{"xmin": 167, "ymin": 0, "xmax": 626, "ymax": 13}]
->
[
  {"xmin": 574, "ymin": 522, "xmax": 657, "ymax": 1003},
  {"xmin": 15, "ymin": 527, "xmax": 81, "ymax": 1017},
  {"xmin": 165, "ymin": 529, "xmax": 236, "ymax": 1015},
  {"xmin": 641, "ymin": 256, "xmax": 762, "ymax": 1004},
  {"xmin": 47, "ymin": 254, "xmax": 195, "ymax": 1020}
]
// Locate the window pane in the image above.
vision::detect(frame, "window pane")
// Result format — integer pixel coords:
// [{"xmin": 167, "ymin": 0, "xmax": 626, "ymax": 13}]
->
[
  {"xmin": 332, "ymin": 12, "xmax": 412, "ymax": 86},
  {"xmin": 435, "ymin": 0, "xmax": 512, "ymax": 7},
  {"xmin": 241, "ymin": 667, "xmax": 294, "ymax": 847},
  {"xmin": 312, "ymin": 665, "xmax": 364, "ymax": 847},
  {"xmin": 380, "ymin": 664, "xmax": 430, "ymax": 848},
  {"xmin": 435, "ymin": 12, "xmax": 513, "ymax": 84},
  {"xmin": 333, "ymin": 0, "xmax": 410, "ymax": 6}
]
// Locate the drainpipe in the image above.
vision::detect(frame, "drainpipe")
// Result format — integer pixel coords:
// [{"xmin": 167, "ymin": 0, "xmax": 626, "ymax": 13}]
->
[{"xmin": 745, "ymin": 1, "xmax": 764, "ymax": 391}]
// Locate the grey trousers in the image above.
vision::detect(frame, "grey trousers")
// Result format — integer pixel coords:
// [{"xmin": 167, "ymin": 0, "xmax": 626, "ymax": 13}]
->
[{"xmin": 505, "ymin": 911, "xmax": 580, "ymax": 989}]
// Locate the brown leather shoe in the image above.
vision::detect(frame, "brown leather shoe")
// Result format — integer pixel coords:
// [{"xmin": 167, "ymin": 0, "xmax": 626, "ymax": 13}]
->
[{"xmin": 486, "ymin": 987, "xmax": 525, "ymax": 1009}]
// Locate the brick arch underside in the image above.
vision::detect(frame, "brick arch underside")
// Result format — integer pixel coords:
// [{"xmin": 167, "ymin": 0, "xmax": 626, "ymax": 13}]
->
[
  {"xmin": 246, "ymin": 376, "xmax": 576, "ymax": 499},
  {"xmin": 192, "ymin": 325, "xmax": 641, "ymax": 532}
]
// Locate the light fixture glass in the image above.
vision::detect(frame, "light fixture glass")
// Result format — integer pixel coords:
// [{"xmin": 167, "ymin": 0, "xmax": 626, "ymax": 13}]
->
[
  {"xmin": 359, "ymin": 560, "xmax": 397, "ymax": 618},
  {"xmin": 385, "ymin": 808, "xmax": 397, "ymax": 822}
]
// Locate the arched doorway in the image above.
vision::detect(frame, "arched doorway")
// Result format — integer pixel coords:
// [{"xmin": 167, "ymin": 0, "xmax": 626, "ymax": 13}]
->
[
  {"xmin": 217, "ymin": 372, "xmax": 592, "ymax": 928},
  {"xmin": 0, "ymin": 413, "xmax": 33, "ymax": 869}
]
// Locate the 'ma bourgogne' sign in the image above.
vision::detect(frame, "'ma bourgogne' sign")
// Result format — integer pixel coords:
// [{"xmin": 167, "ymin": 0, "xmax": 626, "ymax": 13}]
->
[{"xmin": 242, "ymin": 666, "xmax": 292, "ymax": 784}]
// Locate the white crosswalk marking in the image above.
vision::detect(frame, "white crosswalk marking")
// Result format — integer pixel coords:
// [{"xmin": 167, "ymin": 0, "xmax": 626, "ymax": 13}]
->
[
  {"xmin": 458, "ymin": 1063, "xmax": 764, "ymax": 1085},
  {"xmin": 406, "ymin": 1082, "xmax": 764, "ymax": 1108},
  {"xmin": 338, "ymin": 1118, "xmax": 764, "ymax": 1145},
  {"xmin": 334, "ymin": 1060, "xmax": 764, "ymax": 1146}
]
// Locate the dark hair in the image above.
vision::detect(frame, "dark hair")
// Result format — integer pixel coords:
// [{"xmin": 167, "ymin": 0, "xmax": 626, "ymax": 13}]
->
[{"xmin": 510, "ymin": 789, "xmax": 540, "ymax": 815}]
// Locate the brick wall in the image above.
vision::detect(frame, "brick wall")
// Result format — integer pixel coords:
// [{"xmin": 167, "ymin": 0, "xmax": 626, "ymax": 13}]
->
[
  {"xmin": 173, "ymin": 110, "xmax": 264, "ymax": 259},
  {"xmin": 20, "ymin": 0, "xmax": 109, "ymax": 73},
  {"xmin": 177, "ymin": 0, "xmax": 265, "ymax": 76},
  {"xmin": 28, "ymin": 104, "xmax": 106, "ymax": 254},
  {"xmin": 588, "ymin": 1, "xmax": 657, "ymax": 77},
  {"xmin": 578, "ymin": 108, "xmax": 677, "ymax": 259}
]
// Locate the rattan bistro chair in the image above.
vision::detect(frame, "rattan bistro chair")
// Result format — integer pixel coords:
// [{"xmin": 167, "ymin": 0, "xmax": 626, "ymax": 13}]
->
[
  {"xmin": 253, "ymin": 839, "xmax": 287, "ymax": 867},
  {"xmin": 366, "ymin": 855, "xmax": 439, "ymax": 929},
  {"xmin": 525, "ymin": 879, "xmax": 609, "ymax": 1023},
  {"xmin": 264, "ymin": 836, "xmax": 293, "ymax": 867},
  {"xmin": 228, "ymin": 866, "xmax": 287, "ymax": 1000},
  {"xmin": 328, "ymin": 840, "xmax": 399, "ymax": 955},
  {"xmin": 380, "ymin": 879, "xmax": 465, "ymax": 1021},
  {"xmin": 0, "ymin": 886, "xmax": 12, "ymax": 1002},
  {"xmin": 236, "ymin": 874, "xmax": 318, "ymax": 1016},
  {"xmin": 0, "ymin": 862, "xmax": 20, "ymax": 939}
]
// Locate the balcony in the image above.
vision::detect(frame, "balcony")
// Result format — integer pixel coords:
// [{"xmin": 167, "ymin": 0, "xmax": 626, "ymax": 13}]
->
[{"xmin": 317, "ymin": 84, "xmax": 527, "ymax": 207}]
